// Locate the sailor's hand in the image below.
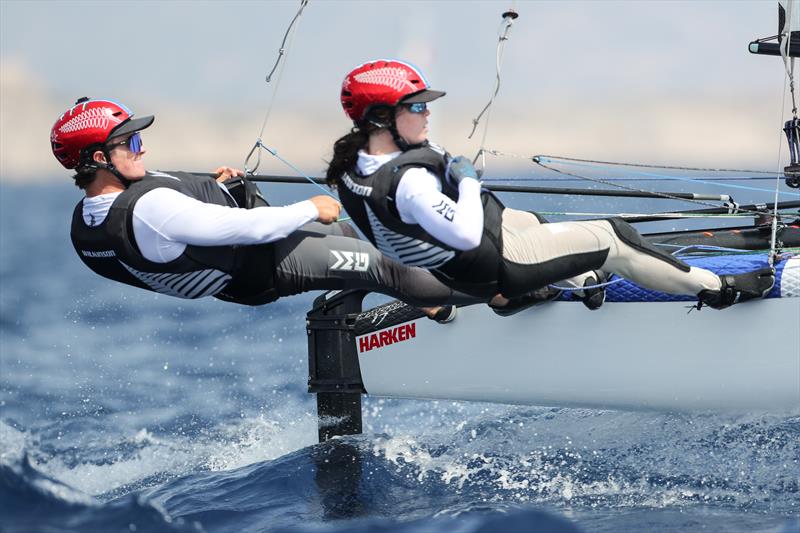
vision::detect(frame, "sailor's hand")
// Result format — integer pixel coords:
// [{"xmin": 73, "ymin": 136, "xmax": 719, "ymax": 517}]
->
[
  {"xmin": 447, "ymin": 156, "xmax": 480, "ymax": 186},
  {"xmin": 214, "ymin": 166, "xmax": 245, "ymax": 183},
  {"xmin": 310, "ymin": 195, "xmax": 341, "ymax": 224}
]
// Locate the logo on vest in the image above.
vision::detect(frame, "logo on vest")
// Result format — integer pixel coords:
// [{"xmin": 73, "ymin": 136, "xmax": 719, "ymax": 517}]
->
[
  {"xmin": 81, "ymin": 249, "xmax": 116, "ymax": 258},
  {"xmin": 341, "ymin": 174, "xmax": 373, "ymax": 197},
  {"xmin": 330, "ymin": 250, "xmax": 369, "ymax": 272},
  {"xmin": 147, "ymin": 170, "xmax": 180, "ymax": 180},
  {"xmin": 357, "ymin": 323, "xmax": 416, "ymax": 353}
]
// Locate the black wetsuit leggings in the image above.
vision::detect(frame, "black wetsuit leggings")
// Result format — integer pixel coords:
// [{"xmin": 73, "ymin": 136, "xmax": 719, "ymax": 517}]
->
[{"xmin": 273, "ymin": 222, "xmax": 482, "ymax": 307}]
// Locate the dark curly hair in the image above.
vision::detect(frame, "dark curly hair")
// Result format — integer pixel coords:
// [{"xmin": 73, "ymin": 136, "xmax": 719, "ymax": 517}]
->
[{"xmin": 325, "ymin": 107, "xmax": 393, "ymax": 187}]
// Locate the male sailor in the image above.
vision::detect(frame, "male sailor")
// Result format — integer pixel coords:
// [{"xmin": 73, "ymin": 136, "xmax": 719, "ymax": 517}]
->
[
  {"xmin": 326, "ymin": 59, "xmax": 775, "ymax": 310},
  {"xmin": 54, "ymin": 97, "xmax": 480, "ymax": 319}
]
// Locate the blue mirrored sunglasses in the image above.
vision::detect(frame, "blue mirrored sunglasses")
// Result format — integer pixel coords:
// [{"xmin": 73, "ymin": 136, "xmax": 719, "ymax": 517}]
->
[
  {"xmin": 107, "ymin": 132, "xmax": 143, "ymax": 154},
  {"xmin": 404, "ymin": 102, "xmax": 427, "ymax": 114}
]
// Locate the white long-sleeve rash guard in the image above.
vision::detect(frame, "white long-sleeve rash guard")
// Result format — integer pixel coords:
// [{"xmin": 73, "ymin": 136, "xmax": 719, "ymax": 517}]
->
[
  {"xmin": 356, "ymin": 151, "xmax": 484, "ymax": 251},
  {"xmin": 82, "ymin": 183, "xmax": 318, "ymax": 263}
]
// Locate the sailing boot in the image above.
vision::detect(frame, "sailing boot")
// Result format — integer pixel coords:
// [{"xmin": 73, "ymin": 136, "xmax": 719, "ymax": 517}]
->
[
  {"xmin": 491, "ymin": 286, "xmax": 563, "ymax": 317},
  {"xmin": 580, "ymin": 272, "xmax": 606, "ymax": 311},
  {"xmin": 697, "ymin": 268, "xmax": 775, "ymax": 310},
  {"xmin": 428, "ymin": 305, "xmax": 458, "ymax": 324}
]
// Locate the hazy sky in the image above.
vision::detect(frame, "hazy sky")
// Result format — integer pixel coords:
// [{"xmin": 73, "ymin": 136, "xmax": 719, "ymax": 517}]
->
[{"xmin": 0, "ymin": 0, "xmax": 793, "ymax": 182}]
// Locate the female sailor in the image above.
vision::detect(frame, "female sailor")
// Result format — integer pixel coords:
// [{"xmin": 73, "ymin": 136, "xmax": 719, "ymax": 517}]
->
[
  {"xmin": 326, "ymin": 59, "xmax": 775, "ymax": 311},
  {"xmin": 54, "ymin": 97, "xmax": 484, "ymax": 321}
]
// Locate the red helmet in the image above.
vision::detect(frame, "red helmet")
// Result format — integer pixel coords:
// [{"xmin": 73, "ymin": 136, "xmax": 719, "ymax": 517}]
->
[
  {"xmin": 50, "ymin": 97, "xmax": 154, "ymax": 170},
  {"xmin": 341, "ymin": 59, "xmax": 445, "ymax": 122}
]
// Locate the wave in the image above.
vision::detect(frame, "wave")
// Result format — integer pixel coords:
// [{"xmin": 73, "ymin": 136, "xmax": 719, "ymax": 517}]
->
[
  {"xmin": 3, "ymin": 405, "xmax": 799, "ymax": 532},
  {"xmin": 0, "ymin": 407, "xmax": 317, "ymax": 499},
  {"xmin": 364, "ymin": 405, "xmax": 800, "ymax": 512},
  {"xmin": 0, "ymin": 452, "xmax": 196, "ymax": 533}
]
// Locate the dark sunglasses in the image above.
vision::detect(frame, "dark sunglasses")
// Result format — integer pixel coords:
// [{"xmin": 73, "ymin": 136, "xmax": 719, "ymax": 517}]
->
[
  {"xmin": 403, "ymin": 102, "xmax": 427, "ymax": 114},
  {"xmin": 107, "ymin": 132, "xmax": 143, "ymax": 154}
]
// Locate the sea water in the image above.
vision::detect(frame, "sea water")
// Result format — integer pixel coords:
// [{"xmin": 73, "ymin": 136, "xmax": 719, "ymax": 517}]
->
[{"xmin": 1, "ymin": 181, "xmax": 798, "ymax": 533}]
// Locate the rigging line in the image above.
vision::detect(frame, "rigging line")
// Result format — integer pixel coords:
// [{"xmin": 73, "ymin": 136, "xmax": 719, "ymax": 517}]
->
[
  {"xmin": 658, "ymin": 244, "xmax": 781, "ymax": 254},
  {"xmin": 537, "ymin": 157, "xmax": 800, "ymax": 196},
  {"xmin": 536, "ymin": 199, "xmax": 800, "ymax": 220},
  {"xmin": 255, "ymin": 142, "xmax": 352, "ymax": 222},
  {"xmin": 484, "ymin": 149, "xmax": 783, "ymax": 186},
  {"xmin": 533, "ymin": 158, "xmax": 732, "ymax": 209},
  {"xmin": 481, "ymin": 175, "xmax": 781, "ymax": 182},
  {"xmin": 265, "ymin": 0, "xmax": 309, "ymax": 84},
  {"xmin": 244, "ymin": 0, "xmax": 309, "ymax": 174},
  {"xmin": 531, "ymin": 159, "xmax": 794, "ymax": 219},
  {"xmin": 468, "ymin": 8, "xmax": 519, "ymax": 172},
  {"xmin": 622, "ymin": 213, "xmax": 797, "ymax": 224},
  {"xmin": 255, "ymin": 141, "xmax": 339, "ymax": 199},
  {"xmin": 772, "ymin": 0, "xmax": 797, "ymax": 264},
  {"xmin": 550, "ymin": 277, "xmax": 623, "ymax": 292},
  {"xmin": 753, "ymin": 33, "xmax": 782, "ymax": 44},
  {"xmin": 534, "ymin": 158, "xmax": 800, "ymax": 218},
  {"xmin": 244, "ymin": 173, "xmax": 800, "ymax": 212},
  {"xmin": 531, "ymin": 154, "xmax": 776, "ymax": 175},
  {"xmin": 780, "ymin": 1, "xmax": 798, "ymax": 118},
  {"xmin": 480, "ymin": 150, "xmax": 781, "ymax": 181},
  {"xmin": 619, "ymin": 201, "xmax": 800, "ymax": 222},
  {"xmin": 534, "ymin": 212, "xmax": 757, "ymax": 219}
]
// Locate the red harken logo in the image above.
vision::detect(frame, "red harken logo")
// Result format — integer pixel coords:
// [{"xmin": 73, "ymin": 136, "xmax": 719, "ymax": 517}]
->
[{"xmin": 358, "ymin": 323, "xmax": 416, "ymax": 353}]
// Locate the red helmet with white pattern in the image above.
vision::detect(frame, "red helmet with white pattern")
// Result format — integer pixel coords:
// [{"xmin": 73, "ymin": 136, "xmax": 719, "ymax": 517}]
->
[
  {"xmin": 50, "ymin": 97, "xmax": 154, "ymax": 170},
  {"xmin": 341, "ymin": 59, "xmax": 445, "ymax": 123}
]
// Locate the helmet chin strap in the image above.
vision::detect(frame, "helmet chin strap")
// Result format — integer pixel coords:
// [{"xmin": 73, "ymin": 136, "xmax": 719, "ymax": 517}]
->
[
  {"xmin": 387, "ymin": 108, "xmax": 427, "ymax": 152},
  {"xmin": 389, "ymin": 124, "xmax": 428, "ymax": 152},
  {"xmin": 363, "ymin": 107, "xmax": 428, "ymax": 152},
  {"xmin": 101, "ymin": 149, "xmax": 133, "ymax": 189},
  {"xmin": 77, "ymin": 146, "xmax": 133, "ymax": 189}
]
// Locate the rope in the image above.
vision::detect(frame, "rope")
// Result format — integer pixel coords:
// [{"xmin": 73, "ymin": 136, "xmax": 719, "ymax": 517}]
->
[
  {"xmin": 532, "ymin": 158, "xmax": 732, "ymax": 209},
  {"xmin": 771, "ymin": 0, "xmax": 798, "ymax": 265},
  {"xmin": 254, "ymin": 141, "xmax": 338, "ymax": 199},
  {"xmin": 264, "ymin": 0, "xmax": 309, "ymax": 84},
  {"xmin": 466, "ymin": 148, "xmax": 798, "ymax": 220},
  {"xmin": 534, "ymin": 158, "xmax": 800, "ymax": 221},
  {"xmin": 536, "ymin": 156, "xmax": 800, "ymax": 196},
  {"xmin": 241, "ymin": 0, "xmax": 349, "ymax": 221},
  {"xmin": 244, "ymin": 0, "xmax": 309, "ymax": 175},
  {"xmin": 529, "ymin": 153, "xmax": 776, "ymax": 174},
  {"xmin": 481, "ymin": 175, "xmax": 781, "ymax": 183},
  {"xmin": 534, "ymin": 211, "xmax": 761, "ymax": 219},
  {"xmin": 549, "ymin": 277, "xmax": 623, "ymax": 292},
  {"xmin": 482, "ymin": 148, "xmax": 783, "ymax": 183},
  {"xmin": 662, "ymin": 244, "xmax": 769, "ymax": 255},
  {"xmin": 253, "ymin": 141, "xmax": 351, "ymax": 222},
  {"xmin": 780, "ymin": 1, "xmax": 799, "ymax": 120},
  {"xmin": 468, "ymin": 7, "xmax": 519, "ymax": 173}
]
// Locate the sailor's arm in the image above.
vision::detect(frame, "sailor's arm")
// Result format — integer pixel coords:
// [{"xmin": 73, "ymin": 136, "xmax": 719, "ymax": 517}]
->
[
  {"xmin": 208, "ymin": 167, "xmax": 340, "ymax": 224},
  {"xmin": 132, "ymin": 187, "xmax": 322, "ymax": 247},
  {"xmin": 396, "ymin": 168, "xmax": 484, "ymax": 250}
]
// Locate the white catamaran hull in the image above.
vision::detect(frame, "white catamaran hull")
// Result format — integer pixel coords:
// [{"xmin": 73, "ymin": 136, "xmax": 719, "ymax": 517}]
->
[{"xmin": 354, "ymin": 257, "xmax": 800, "ymax": 412}]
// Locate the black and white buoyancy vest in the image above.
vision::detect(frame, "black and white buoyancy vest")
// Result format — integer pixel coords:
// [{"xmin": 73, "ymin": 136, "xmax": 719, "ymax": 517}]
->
[
  {"xmin": 337, "ymin": 145, "xmax": 505, "ymax": 295},
  {"xmin": 70, "ymin": 171, "xmax": 277, "ymax": 306}
]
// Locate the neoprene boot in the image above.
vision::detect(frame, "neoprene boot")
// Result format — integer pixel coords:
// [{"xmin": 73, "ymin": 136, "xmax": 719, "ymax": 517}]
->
[
  {"xmin": 697, "ymin": 268, "xmax": 775, "ymax": 309},
  {"xmin": 429, "ymin": 305, "xmax": 457, "ymax": 323},
  {"xmin": 491, "ymin": 286, "xmax": 563, "ymax": 317},
  {"xmin": 580, "ymin": 272, "xmax": 606, "ymax": 311}
]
